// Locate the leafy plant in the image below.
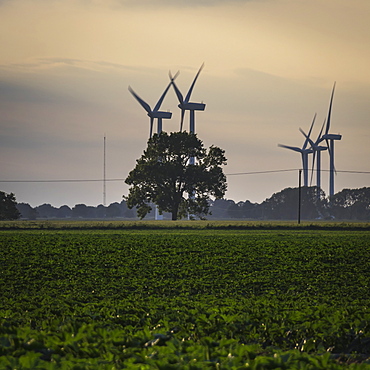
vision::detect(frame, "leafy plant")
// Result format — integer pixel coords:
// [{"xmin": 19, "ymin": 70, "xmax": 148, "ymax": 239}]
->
[{"xmin": 1, "ymin": 228, "xmax": 370, "ymax": 368}]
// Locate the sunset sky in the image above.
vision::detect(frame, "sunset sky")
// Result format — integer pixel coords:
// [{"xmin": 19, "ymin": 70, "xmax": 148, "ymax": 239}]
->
[{"xmin": 1, "ymin": 0, "xmax": 369, "ymax": 208}]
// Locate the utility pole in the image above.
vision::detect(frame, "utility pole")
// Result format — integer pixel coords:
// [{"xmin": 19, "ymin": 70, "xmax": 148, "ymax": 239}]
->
[
  {"xmin": 298, "ymin": 169, "xmax": 302, "ymax": 224},
  {"xmin": 103, "ymin": 134, "xmax": 106, "ymax": 207}
]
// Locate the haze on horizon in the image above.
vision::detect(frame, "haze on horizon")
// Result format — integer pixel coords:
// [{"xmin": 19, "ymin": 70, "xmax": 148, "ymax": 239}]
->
[{"xmin": 1, "ymin": 0, "xmax": 369, "ymax": 208}]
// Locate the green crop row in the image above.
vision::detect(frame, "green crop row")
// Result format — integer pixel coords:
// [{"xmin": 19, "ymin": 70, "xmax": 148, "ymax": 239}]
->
[
  {"xmin": 1, "ymin": 229, "xmax": 370, "ymax": 368},
  {"xmin": 1, "ymin": 220, "xmax": 370, "ymax": 230}
]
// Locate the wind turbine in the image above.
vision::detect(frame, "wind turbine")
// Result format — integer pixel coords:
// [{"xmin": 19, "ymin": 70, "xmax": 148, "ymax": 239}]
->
[
  {"xmin": 169, "ymin": 64, "xmax": 206, "ymax": 163},
  {"xmin": 278, "ymin": 115, "xmax": 315, "ymax": 187},
  {"xmin": 318, "ymin": 83, "xmax": 342, "ymax": 197},
  {"xmin": 128, "ymin": 73, "xmax": 178, "ymax": 221},
  {"xmin": 170, "ymin": 64, "xmax": 206, "ymax": 219},
  {"xmin": 128, "ymin": 72, "xmax": 179, "ymax": 138},
  {"xmin": 299, "ymin": 118, "xmax": 328, "ymax": 191}
]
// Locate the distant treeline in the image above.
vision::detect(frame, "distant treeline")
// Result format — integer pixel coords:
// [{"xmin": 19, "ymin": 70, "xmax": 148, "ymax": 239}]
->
[{"xmin": 16, "ymin": 187, "xmax": 370, "ymax": 221}]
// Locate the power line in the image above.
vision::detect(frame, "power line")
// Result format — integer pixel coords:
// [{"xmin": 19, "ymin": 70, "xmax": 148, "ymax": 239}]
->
[
  {"xmin": 226, "ymin": 169, "xmax": 370, "ymax": 176},
  {"xmin": 103, "ymin": 134, "xmax": 106, "ymax": 206},
  {"xmin": 0, "ymin": 169, "xmax": 369, "ymax": 183},
  {"xmin": 226, "ymin": 169, "xmax": 298, "ymax": 176},
  {"xmin": 321, "ymin": 170, "xmax": 370, "ymax": 174},
  {"xmin": 0, "ymin": 179, "xmax": 125, "ymax": 183}
]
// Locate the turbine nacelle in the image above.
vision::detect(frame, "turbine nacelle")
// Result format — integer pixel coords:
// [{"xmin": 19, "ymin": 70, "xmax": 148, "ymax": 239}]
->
[
  {"xmin": 128, "ymin": 73, "xmax": 178, "ymax": 138},
  {"xmin": 299, "ymin": 127, "xmax": 328, "ymax": 153},
  {"xmin": 315, "ymin": 145, "xmax": 328, "ymax": 152},
  {"xmin": 278, "ymin": 114, "xmax": 316, "ymax": 188},
  {"xmin": 178, "ymin": 102, "xmax": 206, "ymax": 111},
  {"xmin": 169, "ymin": 64, "xmax": 206, "ymax": 132},
  {"xmin": 321, "ymin": 133, "xmax": 342, "ymax": 141},
  {"xmin": 149, "ymin": 111, "xmax": 172, "ymax": 119}
]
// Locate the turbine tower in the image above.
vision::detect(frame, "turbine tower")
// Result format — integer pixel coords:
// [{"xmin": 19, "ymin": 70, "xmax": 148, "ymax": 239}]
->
[
  {"xmin": 170, "ymin": 64, "xmax": 206, "ymax": 219},
  {"xmin": 318, "ymin": 83, "xmax": 342, "ymax": 197},
  {"xmin": 170, "ymin": 64, "xmax": 206, "ymax": 164},
  {"xmin": 278, "ymin": 116, "xmax": 315, "ymax": 187},
  {"xmin": 299, "ymin": 117, "xmax": 328, "ymax": 191},
  {"xmin": 128, "ymin": 74, "xmax": 178, "ymax": 220},
  {"xmin": 128, "ymin": 73, "xmax": 178, "ymax": 138}
]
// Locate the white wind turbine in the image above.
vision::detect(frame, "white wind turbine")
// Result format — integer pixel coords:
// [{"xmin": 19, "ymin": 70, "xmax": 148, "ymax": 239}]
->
[
  {"xmin": 169, "ymin": 64, "xmax": 206, "ymax": 219},
  {"xmin": 169, "ymin": 64, "xmax": 206, "ymax": 164},
  {"xmin": 299, "ymin": 118, "xmax": 328, "ymax": 191},
  {"xmin": 128, "ymin": 72, "xmax": 179, "ymax": 138},
  {"xmin": 128, "ymin": 74, "xmax": 178, "ymax": 221},
  {"xmin": 318, "ymin": 82, "xmax": 342, "ymax": 197},
  {"xmin": 278, "ymin": 115, "xmax": 316, "ymax": 187}
]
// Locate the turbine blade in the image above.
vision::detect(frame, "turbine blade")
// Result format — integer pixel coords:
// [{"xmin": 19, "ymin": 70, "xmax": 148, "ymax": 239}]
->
[
  {"xmin": 154, "ymin": 83, "xmax": 170, "ymax": 112},
  {"xmin": 154, "ymin": 72, "xmax": 179, "ymax": 112},
  {"xmin": 184, "ymin": 63, "xmax": 204, "ymax": 103},
  {"xmin": 299, "ymin": 127, "xmax": 315, "ymax": 149},
  {"xmin": 328, "ymin": 142, "xmax": 337, "ymax": 176},
  {"xmin": 325, "ymin": 139, "xmax": 332, "ymax": 172},
  {"xmin": 310, "ymin": 151, "xmax": 316, "ymax": 186},
  {"xmin": 128, "ymin": 86, "xmax": 152, "ymax": 114},
  {"xmin": 169, "ymin": 71, "xmax": 184, "ymax": 104},
  {"xmin": 302, "ymin": 113, "xmax": 316, "ymax": 150},
  {"xmin": 278, "ymin": 144, "xmax": 302, "ymax": 153},
  {"xmin": 316, "ymin": 118, "xmax": 326, "ymax": 144},
  {"xmin": 171, "ymin": 70, "xmax": 180, "ymax": 81},
  {"xmin": 149, "ymin": 117, "xmax": 154, "ymax": 139},
  {"xmin": 307, "ymin": 113, "xmax": 316, "ymax": 137},
  {"xmin": 325, "ymin": 82, "xmax": 336, "ymax": 135},
  {"xmin": 301, "ymin": 152, "xmax": 305, "ymax": 172},
  {"xmin": 326, "ymin": 141, "xmax": 337, "ymax": 176},
  {"xmin": 180, "ymin": 109, "xmax": 185, "ymax": 132}
]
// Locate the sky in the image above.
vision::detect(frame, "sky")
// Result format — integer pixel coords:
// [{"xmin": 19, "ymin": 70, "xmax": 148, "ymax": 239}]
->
[{"xmin": 1, "ymin": 0, "xmax": 369, "ymax": 208}]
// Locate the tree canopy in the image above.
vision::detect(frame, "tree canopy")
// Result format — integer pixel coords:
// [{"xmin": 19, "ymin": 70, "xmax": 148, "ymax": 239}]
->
[
  {"xmin": 0, "ymin": 191, "xmax": 21, "ymax": 220},
  {"xmin": 330, "ymin": 187, "xmax": 370, "ymax": 220},
  {"xmin": 262, "ymin": 186, "xmax": 328, "ymax": 220},
  {"xmin": 125, "ymin": 132, "xmax": 227, "ymax": 220}
]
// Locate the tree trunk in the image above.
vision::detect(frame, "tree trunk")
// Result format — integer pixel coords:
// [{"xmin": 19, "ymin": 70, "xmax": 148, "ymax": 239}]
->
[{"xmin": 171, "ymin": 201, "xmax": 179, "ymax": 221}]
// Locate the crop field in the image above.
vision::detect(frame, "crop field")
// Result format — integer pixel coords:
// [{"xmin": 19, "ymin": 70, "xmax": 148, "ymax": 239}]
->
[{"xmin": 1, "ymin": 221, "xmax": 370, "ymax": 369}]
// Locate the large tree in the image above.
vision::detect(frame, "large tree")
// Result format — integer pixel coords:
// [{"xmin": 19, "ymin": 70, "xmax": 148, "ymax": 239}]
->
[
  {"xmin": 125, "ymin": 132, "xmax": 227, "ymax": 220},
  {"xmin": 330, "ymin": 187, "xmax": 370, "ymax": 220},
  {"xmin": 0, "ymin": 191, "xmax": 21, "ymax": 220},
  {"xmin": 262, "ymin": 186, "xmax": 328, "ymax": 220}
]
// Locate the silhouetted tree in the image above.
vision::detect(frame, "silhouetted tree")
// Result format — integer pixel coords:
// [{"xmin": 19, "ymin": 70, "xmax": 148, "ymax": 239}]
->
[
  {"xmin": 125, "ymin": 132, "xmax": 227, "ymax": 220},
  {"xmin": 262, "ymin": 186, "xmax": 327, "ymax": 220},
  {"xmin": 241, "ymin": 200, "xmax": 260, "ymax": 219},
  {"xmin": 227, "ymin": 201, "xmax": 243, "ymax": 218},
  {"xmin": 330, "ymin": 187, "xmax": 370, "ymax": 220},
  {"xmin": 35, "ymin": 204, "xmax": 59, "ymax": 218},
  {"xmin": 106, "ymin": 203, "xmax": 121, "ymax": 218},
  {"xmin": 16, "ymin": 203, "xmax": 38, "ymax": 220},
  {"xmin": 0, "ymin": 191, "xmax": 21, "ymax": 220},
  {"xmin": 57, "ymin": 205, "xmax": 72, "ymax": 218},
  {"xmin": 118, "ymin": 200, "xmax": 137, "ymax": 218},
  {"xmin": 208, "ymin": 199, "xmax": 234, "ymax": 219},
  {"xmin": 72, "ymin": 204, "xmax": 96, "ymax": 218},
  {"xmin": 123, "ymin": 206, "xmax": 136, "ymax": 218},
  {"xmin": 225, "ymin": 200, "xmax": 262, "ymax": 219},
  {"xmin": 96, "ymin": 205, "xmax": 106, "ymax": 218}
]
